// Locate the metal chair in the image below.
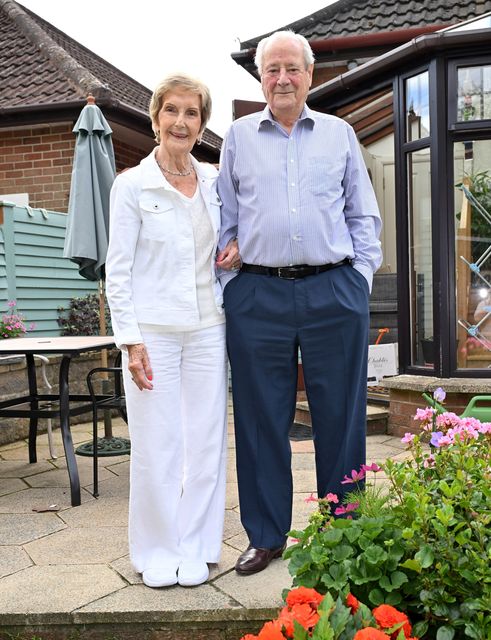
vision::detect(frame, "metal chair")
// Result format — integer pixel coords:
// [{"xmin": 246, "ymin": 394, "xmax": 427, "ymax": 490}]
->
[
  {"xmin": 0, "ymin": 353, "xmax": 57, "ymax": 459},
  {"xmin": 85, "ymin": 364, "xmax": 128, "ymax": 497}
]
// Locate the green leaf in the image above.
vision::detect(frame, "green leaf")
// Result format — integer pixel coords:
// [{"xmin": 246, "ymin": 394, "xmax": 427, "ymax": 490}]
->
[
  {"xmin": 368, "ymin": 588, "xmax": 385, "ymax": 605},
  {"xmin": 412, "ymin": 620, "xmax": 429, "ymax": 637},
  {"xmin": 311, "ymin": 615, "xmax": 334, "ymax": 640},
  {"xmin": 322, "ymin": 528, "xmax": 344, "ymax": 546},
  {"xmin": 292, "ymin": 619, "xmax": 309, "ymax": 640},
  {"xmin": 415, "ymin": 544, "xmax": 435, "ymax": 568},
  {"xmin": 389, "ymin": 571, "xmax": 408, "ymax": 588},
  {"xmin": 385, "ymin": 591, "xmax": 402, "ymax": 605},
  {"xmin": 436, "ymin": 626, "xmax": 455, "ymax": 640},
  {"xmin": 332, "ymin": 544, "xmax": 354, "ymax": 562},
  {"xmin": 364, "ymin": 545, "xmax": 387, "ymax": 564},
  {"xmin": 400, "ymin": 558, "xmax": 422, "ymax": 573}
]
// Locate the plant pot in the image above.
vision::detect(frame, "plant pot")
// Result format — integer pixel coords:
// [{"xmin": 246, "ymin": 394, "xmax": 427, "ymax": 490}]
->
[{"xmin": 421, "ymin": 338, "xmax": 434, "ymax": 364}]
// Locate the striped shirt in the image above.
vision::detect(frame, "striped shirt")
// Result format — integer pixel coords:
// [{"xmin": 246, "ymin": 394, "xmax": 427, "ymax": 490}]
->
[{"xmin": 217, "ymin": 105, "xmax": 382, "ymax": 290}]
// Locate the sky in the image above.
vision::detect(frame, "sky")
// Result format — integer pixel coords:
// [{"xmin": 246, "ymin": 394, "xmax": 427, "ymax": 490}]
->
[{"xmin": 19, "ymin": 0, "xmax": 335, "ymax": 137}]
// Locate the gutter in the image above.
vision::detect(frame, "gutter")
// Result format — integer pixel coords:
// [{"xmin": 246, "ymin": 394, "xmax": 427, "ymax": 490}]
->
[
  {"xmin": 308, "ymin": 28, "xmax": 491, "ymax": 105},
  {"xmin": 231, "ymin": 24, "xmax": 452, "ymax": 68}
]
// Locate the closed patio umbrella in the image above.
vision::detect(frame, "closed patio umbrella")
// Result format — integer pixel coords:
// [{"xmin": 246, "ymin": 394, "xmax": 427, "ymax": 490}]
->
[
  {"xmin": 64, "ymin": 94, "xmax": 115, "ymax": 283},
  {"xmin": 64, "ymin": 95, "xmax": 128, "ymax": 452}
]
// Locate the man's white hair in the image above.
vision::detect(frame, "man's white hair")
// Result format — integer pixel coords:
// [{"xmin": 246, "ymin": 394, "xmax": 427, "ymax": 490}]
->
[{"xmin": 254, "ymin": 30, "xmax": 315, "ymax": 76}]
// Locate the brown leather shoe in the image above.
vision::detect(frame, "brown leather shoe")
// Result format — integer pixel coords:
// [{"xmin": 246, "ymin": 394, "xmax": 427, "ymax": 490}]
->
[{"xmin": 235, "ymin": 543, "xmax": 286, "ymax": 575}]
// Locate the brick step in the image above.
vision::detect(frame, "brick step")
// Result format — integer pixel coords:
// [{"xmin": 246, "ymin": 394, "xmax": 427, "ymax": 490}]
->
[{"xmin": 294, "ymin": 401, "xmax": 388, "ymax": 435}]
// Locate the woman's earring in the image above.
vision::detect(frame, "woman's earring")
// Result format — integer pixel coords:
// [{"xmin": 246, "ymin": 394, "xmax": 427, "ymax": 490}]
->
[{"xmin": 196, "ymin": 136, "xmax": 202, "ymax": 146}]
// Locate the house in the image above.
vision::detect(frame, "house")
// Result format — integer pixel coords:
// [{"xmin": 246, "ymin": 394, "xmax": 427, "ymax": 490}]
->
[
  {"xmin": 230, "ymin": 1, "xmax": 491, "ymax": 424},
  {"xmin": 0, "ymin": 0, "xmax": 221, "ymax": 212},
  {"xmin": 0, "ymin": 0, "xmax": 222, "ymax": 334}
]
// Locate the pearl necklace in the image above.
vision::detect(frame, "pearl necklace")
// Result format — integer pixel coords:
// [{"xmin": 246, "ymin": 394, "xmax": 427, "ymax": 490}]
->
[{"xmin": 155, "ymin": 153, "xmax": 193, "ymax": 177}]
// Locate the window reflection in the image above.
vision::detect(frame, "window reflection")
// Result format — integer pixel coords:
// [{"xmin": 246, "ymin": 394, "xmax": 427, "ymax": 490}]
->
[
  {"xmin": 454, "ymin": 140, "xmax": 491, "ymax": 369},
  {"xmin": 406, "ymin": 72, "xmax": 430, "ymax": 142},
  {"xmin": 457, "ymin": 65, "xmax": 491, "ymax": 121},
  {"xmin": 407, "ymin": 148, "xmax": 433, "ymax": 366}
]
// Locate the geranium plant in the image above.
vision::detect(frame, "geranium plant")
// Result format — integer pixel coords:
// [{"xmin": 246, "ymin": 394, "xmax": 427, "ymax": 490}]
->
[
  {"xmin": 285, "ymin": 389, "xmax": 491, "ymax": 639},
  {"xmin": 0, "ymin": 300, "xmax": 33, "ymax": 338},
  {"xmin": 240, "ymin": 586, "xmax": 415, "ymax": 640}
]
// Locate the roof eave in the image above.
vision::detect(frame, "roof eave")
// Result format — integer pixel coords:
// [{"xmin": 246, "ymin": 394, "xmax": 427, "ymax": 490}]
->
[{"xmin": 308, "ymin": 28, "xmax": 491, "ymax": 106}]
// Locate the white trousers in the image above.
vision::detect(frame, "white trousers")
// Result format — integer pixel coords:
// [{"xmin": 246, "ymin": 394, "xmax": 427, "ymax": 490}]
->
[{"xmin": 122, "ymin": 323, "xmax": 228, "ymax": 572}]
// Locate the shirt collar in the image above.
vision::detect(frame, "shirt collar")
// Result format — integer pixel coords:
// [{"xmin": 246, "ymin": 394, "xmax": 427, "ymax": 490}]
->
[{"xmin": 258, "ymin": 104, "xmax": 315, "ymax": 131}]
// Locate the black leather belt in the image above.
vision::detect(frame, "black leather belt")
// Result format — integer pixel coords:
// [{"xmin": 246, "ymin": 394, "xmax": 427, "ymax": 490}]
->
[{"xmin": 240, "ymin": 258, "xmax": 352, "ymax": 280}]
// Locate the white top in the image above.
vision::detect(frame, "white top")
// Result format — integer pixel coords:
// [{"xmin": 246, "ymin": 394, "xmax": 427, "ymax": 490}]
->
[
  {"xmin": 141, "ymin": 183, "xmax": 224, "ymax": 333},
  {"xmin": 106, "ymin": 151, "xmax": 224, "ymax": 349}
]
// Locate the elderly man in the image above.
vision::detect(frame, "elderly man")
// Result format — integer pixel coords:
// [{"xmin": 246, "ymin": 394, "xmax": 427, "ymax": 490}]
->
[{"xmin": 217, "ymin": 30, "xmax": 382, "ymax": 575}]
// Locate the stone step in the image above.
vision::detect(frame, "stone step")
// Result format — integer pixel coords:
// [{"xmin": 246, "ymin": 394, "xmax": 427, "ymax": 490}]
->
[{"xmin": 294, "ymin": 401, "xmax": 389, "ymax": 435}]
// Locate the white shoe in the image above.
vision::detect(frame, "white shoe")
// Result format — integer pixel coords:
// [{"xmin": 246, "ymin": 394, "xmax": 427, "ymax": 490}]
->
[
  {"xmin": 142, "ymin": 566, "xmax": 178, "ymax": 588},
  {"xmin": 178, "ymin": 560, "xmax": 209, "ymax": 586}
]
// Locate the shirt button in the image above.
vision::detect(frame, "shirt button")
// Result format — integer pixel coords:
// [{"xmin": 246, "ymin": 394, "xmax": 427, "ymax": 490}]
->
[
  {"xmin": 293, "ymin": 235, "xmax": 301, "ymax": 241},
  {"xmin": 291, "ymin": 208, "xmax": 296, "ymax": 213},
  {"xmin": 291, "ymin": 182, "xmax": 295, "ymax": 187},
  {"xmin": 290, "ymin": 158, "xmax": 294, "ymax": 163}
]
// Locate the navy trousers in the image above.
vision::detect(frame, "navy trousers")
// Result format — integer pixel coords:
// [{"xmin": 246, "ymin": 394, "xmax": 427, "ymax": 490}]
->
[{"xmin": 224, "ymin": 263, "xmax": 369, "ymax": 549}]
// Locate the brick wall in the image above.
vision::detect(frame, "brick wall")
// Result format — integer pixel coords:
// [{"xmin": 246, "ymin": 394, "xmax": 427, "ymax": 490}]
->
[
  {"xmin": 0, "ymin": 125, "xmax": 152, "ymax": 212},
  {"xmin": 0, "ymin": 124, "xmax": 75, "ymax": 212},
  {"xmin": 113, "ymin": 139, "xmax": 149, "ymax": 173}
]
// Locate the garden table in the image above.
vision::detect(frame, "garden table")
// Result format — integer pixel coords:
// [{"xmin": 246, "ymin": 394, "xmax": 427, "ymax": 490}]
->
[{"xmin": 0, "ymin": 335, "xmax": 117, "ymax": 506}]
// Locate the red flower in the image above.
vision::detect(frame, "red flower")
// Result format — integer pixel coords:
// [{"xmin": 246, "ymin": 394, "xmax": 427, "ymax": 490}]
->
[
  {"xmin": 257, "ymin": 620, "xmax": 286, "ymax": 640},
  {"xmin": 346, "ymin": 592, "xmax": 359, "ymax": 614},
  {"xmin": 277, "ymin": 606, "xmax": 295, "ymax": 638},
  {"xmin": 373, "ymin": 604, "xmax": 412, "ymax": 638},
  {"xmin": 354, "ymin": 629, "xmax": 391, "ymax": 640},
  {"xmin": 285, "ymin": 586, "xmax": 323, "ymax": 609},
  {"xmin": 241, "ymin": 636, "xmax": 258, "ymax": 640}
]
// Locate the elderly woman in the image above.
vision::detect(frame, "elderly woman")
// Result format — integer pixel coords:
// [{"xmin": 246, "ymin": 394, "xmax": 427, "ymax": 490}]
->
[{"xmin": 106, "ymin": 73, "xmax": 238, "ymax": 588}]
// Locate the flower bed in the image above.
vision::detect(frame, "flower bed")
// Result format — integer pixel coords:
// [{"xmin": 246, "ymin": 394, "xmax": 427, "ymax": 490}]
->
[{"xmin": 243, "ymin": 390, "xmax": 490, "ymax": 639}]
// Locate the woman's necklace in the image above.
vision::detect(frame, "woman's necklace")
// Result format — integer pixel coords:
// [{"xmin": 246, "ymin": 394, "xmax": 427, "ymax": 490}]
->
[{"xmin": 155, "ymin": 153, "xmax": 193, "ymax": 177}]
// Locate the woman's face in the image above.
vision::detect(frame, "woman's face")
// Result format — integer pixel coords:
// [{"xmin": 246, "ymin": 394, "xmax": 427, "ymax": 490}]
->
[{"xmin": 156, "ymin": 89, "xmax": 202, "ymax": 157}]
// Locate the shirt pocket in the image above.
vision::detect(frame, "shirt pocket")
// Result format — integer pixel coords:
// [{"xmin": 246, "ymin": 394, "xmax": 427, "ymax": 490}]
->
[
  {"xmin": 308, "ymin": 156, "xmax": 346, "ymax": 198},
  {"xmin": 139, "ymin": 199, "xmax": 175, "ymax": 241}
]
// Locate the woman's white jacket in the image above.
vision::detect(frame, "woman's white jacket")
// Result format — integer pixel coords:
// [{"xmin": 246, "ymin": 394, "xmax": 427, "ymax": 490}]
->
[{"xmin": 106, "ymin": 150, "xmax": 223, "ymax": 348}]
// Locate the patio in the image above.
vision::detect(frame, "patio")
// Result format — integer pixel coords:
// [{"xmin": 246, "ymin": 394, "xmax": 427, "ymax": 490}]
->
[{"xmin": 0, "ymin": 398, "xmax": 409, "ymax": 640}]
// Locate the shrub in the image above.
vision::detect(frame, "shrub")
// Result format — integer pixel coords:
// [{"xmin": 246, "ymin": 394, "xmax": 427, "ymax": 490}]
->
[
  {"xmin": 57, "ymin": 293, "xmax": 111, "ymax": 336},
  {"xmin": 285, "ymin": 390, "xmax": 491, "ymax": 639}
]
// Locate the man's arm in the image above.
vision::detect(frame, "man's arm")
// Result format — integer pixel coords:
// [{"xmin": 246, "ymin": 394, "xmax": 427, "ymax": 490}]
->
[
  {"xmin": 217, "ymin": 126, "xmax": 240, "ymax": 284},
  {"xmin": 343, "ymin": 124, "xmax": 383, "ymax": 292}
]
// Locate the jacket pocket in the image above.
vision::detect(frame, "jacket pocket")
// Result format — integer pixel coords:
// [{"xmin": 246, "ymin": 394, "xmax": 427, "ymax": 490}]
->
[{"xmin": 139, "ymin": 199, "xmax": 174, "ymax": 241}]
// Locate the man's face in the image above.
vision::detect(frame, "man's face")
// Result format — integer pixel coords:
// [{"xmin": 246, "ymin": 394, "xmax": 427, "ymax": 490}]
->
[{"xmin": 260, "ymin": 38, "xmax": 313, "ymax": 122}]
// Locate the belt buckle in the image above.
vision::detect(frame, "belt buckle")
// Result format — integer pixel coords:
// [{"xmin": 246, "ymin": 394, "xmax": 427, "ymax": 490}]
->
[{"xmin": 277, "ymin": 267, "xmax": 296, "ymax": 280}]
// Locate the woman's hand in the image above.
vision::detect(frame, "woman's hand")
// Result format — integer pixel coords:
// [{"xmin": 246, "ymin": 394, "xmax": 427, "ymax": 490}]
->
[
  {"xmin": 127, "ymin": 343, "xmax": 153, "ymax": 390},
  {"xmin": 216, "ymin": 238, "xmax": 241, "ymax": 271}
]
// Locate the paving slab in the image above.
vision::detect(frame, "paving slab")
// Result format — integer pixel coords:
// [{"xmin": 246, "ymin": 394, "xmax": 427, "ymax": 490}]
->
[
  {"xmin": 74, "ymin": 583, "xmax": 242, "ymax": 623},
  {"xmin": 24, "ymin": 525, "xmax": 128, "ymax": 565},
  {"xmin": 0, "ymin": 486, "xmax": 91, "ymax": 513},
  {"xmin": 0, "ymin": 546, "xmax": 32, "ymax": 578},
  {"xmin": 0, "ymin": 564, "xmax": 125, "ymax": 619},
  {"xmin": 214, "ymin": 557, "xmax": 292, "ymax": 609},
  {"xmin": 0, "ymin": 512, "xmax": 66, "ymax": 544}
]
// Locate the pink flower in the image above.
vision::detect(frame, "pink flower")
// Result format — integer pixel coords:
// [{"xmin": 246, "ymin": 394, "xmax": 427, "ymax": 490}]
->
[
  {"xmin": 334, "ymin": 501, "xmax": 359, "ymax": 515},
  {"xmin": 414, "ymin": 407, "xmax": 436, "ymax": 424},
  {"xmin": 401, "ymin": 433, "xmax": 415, "ymax": 444},
  {"xmin": 304, "ymin": 493, "xmax": 318, "ymax": 503},
  {"xmin": 7, "ymin": 300, "xmax": 16, "ymax": 308},
  {"xmin": 361, "ymin": 462, "xmax": 381, "ymax": 473},
  {"xmin": 423, "ymin": 454, "xmax": 435, "ymax": 468},
  {"xmin": 324, "ymin": 493, "xmax": 339, "ymax": 503},
  {"xmin": 341, "ymin": 468, "xmax": 365, "ymax": 484}
]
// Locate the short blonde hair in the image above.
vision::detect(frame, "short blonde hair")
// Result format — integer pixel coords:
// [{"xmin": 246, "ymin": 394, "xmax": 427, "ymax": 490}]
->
[
  {"xmin": 149, "ymin": 73, "xmax": 212, "ymax": 143},
  {"xmin": 255, "ymin": 30, "xmax": 315, "ymax": 76}
]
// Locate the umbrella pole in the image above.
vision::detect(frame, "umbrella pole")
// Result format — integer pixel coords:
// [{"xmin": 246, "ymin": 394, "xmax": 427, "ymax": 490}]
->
[{"xmin": 99, "ymin": 279, "xmax": 113, "ymax": 439}]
